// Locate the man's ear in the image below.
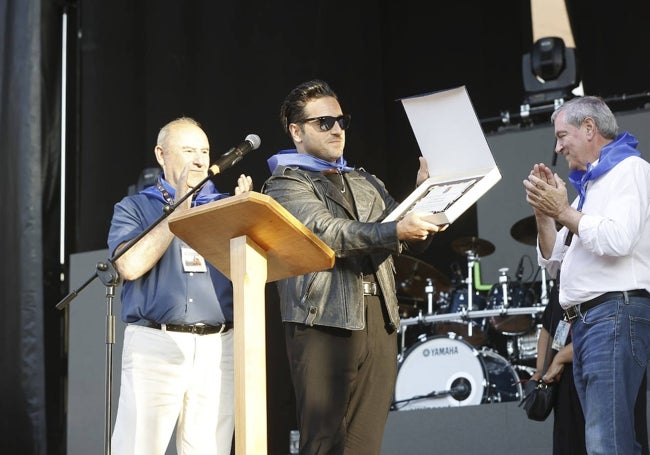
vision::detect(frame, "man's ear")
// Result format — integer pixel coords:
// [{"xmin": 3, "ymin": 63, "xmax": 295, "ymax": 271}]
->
[
  {"xmin": 154, "ymin": 145, "xmax": 165, "ymax": 167},
  {"xmin": 288, "ymin": 123, "xmax": 303, "ymax": 144},
  {"xmin": 584, "ymin": 117, "xmax": 596, "ymax": 139}
]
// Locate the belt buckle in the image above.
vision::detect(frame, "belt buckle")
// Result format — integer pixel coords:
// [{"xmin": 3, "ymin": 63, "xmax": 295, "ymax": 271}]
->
[
  {"xmin": 191, "ymin": 323, "xmax": 207, "ymax": 335},
  {"xmin": 565, "ymin": 305, "xmax": 579, "ymax": 321},
  {"xmin": 363, "ymin": 281, "xmax": 377, "ymax": 296}
]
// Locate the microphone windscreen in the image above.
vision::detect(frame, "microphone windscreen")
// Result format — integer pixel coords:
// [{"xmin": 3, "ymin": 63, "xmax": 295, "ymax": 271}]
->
[{"xmin": 245, "ymin": 134, "xmax": 261, "ymax": 150}]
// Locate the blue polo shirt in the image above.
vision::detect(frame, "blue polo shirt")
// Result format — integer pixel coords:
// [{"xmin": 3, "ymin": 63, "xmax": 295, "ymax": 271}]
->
[{"xmin": 108, "ymin": 192, "xmax": 233, "ymax": 325}]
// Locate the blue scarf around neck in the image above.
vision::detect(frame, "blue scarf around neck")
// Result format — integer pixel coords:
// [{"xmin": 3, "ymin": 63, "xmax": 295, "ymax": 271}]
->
[
  {"xmin": 568, "ymin": 132, "xmax": 641, "ymax": 210},
  {"xmin": 139, "ymin": 174, "xmax": 228, "ymax": 207},
  {"xmin": 267, "ymin": 149, "xmax": 356, "ymax": 173}
]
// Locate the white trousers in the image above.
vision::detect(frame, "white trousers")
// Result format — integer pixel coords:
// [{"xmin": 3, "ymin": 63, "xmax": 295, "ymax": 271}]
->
[{"xmin": 111, "ymin": 324, "xmax": 234, "ymax": 455}]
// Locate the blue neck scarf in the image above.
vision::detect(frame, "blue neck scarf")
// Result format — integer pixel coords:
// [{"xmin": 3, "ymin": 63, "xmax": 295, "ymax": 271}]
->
[
  {"xmin": 139, "ymin": 174, "xmax": 227, "ymax": 207},
  {"xmin": 568, "ymin": 132, "xmax": 640, "ymax": 210},
  {"xmin": 267, "ymin": 149, "xmax": 356, "ymax": 173}
]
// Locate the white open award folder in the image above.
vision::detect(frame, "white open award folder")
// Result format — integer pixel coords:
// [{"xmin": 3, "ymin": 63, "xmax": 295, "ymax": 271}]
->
[{"xmin": 383, "ymin": 86, "xmax": 501, "ymax": 226}]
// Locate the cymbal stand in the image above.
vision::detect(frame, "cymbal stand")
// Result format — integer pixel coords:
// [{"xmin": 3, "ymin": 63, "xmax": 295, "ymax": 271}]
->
[
  {"xmin": 425, "ymin": 278, "xmax": 435, "ymax": 315},
  {"xmin": 498, "ymin": 267, "xmax": 510, "ymax": 309},
  {"xmin": 540, "ymin": 267, "xmax": 549, "ymax": 305},
  {"xmin": 464, "ymin": 251, "xmax": 478, "ymax": 337},
  {"xmin": 399, "ymin": 323, "xmax": 408, "ymax": 358}
]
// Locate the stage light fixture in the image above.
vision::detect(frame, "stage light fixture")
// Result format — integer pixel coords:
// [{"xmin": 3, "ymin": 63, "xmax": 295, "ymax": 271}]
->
[{"xmin": 521, "ymin": 36, "xmax": 579, "ymax": 107}]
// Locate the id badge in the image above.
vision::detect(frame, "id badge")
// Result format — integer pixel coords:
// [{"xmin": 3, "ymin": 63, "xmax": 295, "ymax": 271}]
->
[
  {"xmin": 552, "ymin": 319, "xmax": 570, "ymax": 350},
  {"xmin": 181, "ymin": 246, "xmax": 207, "ymax": 273}
]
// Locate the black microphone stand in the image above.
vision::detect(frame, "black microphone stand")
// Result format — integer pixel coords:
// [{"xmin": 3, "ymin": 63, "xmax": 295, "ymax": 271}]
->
[{"xmin": 56, "ymin": 169, "xmax": 221, "ymax": 455}]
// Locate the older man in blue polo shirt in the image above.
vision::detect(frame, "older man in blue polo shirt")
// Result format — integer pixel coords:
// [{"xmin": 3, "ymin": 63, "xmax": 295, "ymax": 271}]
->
[{"xmin": 108, "ymin": 117, "xmax": 252, "ymax": 455}]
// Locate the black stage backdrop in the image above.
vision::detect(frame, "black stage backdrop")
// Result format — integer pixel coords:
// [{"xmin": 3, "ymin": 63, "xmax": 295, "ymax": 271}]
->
[
  {"xmin": 0, "ymin": 0, "xmax": 61, "ymax": 453},
  {"xmin": 1, "ymin": 0, "xmax": 649, "ymax": 453}
]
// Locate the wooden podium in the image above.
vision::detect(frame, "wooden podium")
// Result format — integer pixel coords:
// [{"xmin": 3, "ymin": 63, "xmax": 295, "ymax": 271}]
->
[{"xmin": 168, "ymin": 191, "xmax": 335, "ymax": 455}]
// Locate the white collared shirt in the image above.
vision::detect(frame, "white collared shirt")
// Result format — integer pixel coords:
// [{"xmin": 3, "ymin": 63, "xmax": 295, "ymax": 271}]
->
[{"xmin": 539, "ymin": 156, "xmax": 650, "ymax": 308}]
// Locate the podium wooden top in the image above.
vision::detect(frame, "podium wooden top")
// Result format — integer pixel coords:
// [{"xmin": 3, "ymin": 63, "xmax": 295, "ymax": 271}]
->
[{"xmin": 168, "ymin": 191, "xmax": 335, "ymax": 282}]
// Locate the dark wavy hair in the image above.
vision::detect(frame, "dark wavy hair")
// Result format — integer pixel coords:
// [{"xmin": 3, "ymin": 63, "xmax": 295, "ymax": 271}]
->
[{"xmin": 280, "ymin": 79, "xmax": 338, "ymax": 135}]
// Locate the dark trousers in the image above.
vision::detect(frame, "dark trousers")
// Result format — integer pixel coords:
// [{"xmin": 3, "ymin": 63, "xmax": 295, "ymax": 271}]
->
[{"xmin": 284, "ymin": 296, "xmax": 397, "ymax": 455}]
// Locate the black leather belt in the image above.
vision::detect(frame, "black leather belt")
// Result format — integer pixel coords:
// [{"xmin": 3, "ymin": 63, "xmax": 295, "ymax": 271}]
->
[
  {"xmin": 565, "ymin": 289, "xmax": 650, "ymax": 321},
  {"xmin": 363, "ymin": 281, "xmax": 379, "ymax": 296},
  {"xmin": 146, "ymin": 321, "xmax": 232, "ymax": 335}
]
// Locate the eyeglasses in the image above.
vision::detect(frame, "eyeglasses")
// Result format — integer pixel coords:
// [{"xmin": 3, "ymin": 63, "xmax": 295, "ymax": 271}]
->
[{"xmin": 299, "ymin": 114, "xmax": 351, "ymax": 132}]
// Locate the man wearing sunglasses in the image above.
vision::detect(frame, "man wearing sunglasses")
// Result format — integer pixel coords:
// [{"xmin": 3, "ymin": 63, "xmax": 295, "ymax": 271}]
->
[{"xmin": 263, "ymin": 79, "xmax": 442, "ymax": 455}]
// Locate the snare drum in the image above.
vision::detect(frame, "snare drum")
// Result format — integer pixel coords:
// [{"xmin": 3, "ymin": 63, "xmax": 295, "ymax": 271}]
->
[{"xmin": 393, "ymin": 335, "xmax": 521, "ymax": 411}]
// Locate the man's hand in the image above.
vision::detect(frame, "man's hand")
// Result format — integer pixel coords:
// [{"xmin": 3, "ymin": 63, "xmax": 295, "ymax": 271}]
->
[
  {"xmin": 396, "ymin": 211, "xmax": 446, "ymax": 241},
  {"xmin": 416, "ymin": 157, "xmax": 430, "ymax": 187},
  {"xmin": 234, "ymin": 174, "xmax": 253, "ymax": 195},
  {"xmin": 176, "ymin": 164, "xmax": 193, "ymax": 211},
  {"xmin": 524, "ymin": 169, "xmax": 571, "ymax": 220}
]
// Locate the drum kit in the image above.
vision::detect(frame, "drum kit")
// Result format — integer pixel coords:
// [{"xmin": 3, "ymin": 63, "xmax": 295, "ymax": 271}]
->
[{"xmin": 392, "ymin": 216, "xmax": 553, "ymax": 411}]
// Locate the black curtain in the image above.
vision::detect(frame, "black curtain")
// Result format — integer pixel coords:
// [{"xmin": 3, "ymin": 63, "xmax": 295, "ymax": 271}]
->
[
  {"xmin": 74, "ymin": 0, "xmax": 531, "ymax": 267},
  {"xmin": 0, "ymin": 0, "xmax": 60, "ymax": 452},
  {"xmin": 20, "ymin": 0, "xmax": 650, "ymax": 452},
  {"xmin": 565, "ymin": 0, "xmax": 650, "ymax": 104}
]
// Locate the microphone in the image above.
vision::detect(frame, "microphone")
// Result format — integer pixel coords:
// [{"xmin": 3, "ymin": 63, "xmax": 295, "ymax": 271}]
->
[
  {"xmin": 515, "ymin": 256, "xmax": 525, "ymax": 283},
  {"xmin": 449, "ymin": 377, "xmax": 472, "ymax": 401},
  {"xmin": 208, "ymin": 134, "xmax": 261, "ymax": 176}
]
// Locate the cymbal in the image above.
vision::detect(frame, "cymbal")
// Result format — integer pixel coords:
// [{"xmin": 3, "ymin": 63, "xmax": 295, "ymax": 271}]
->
[
  {"xmin": 393, "ymin": 255, "xmax": 451, "ymax": 303},
  {"xmin": 510, "ymin": 216, "xmax": 537, "ymax": 246},
  {"xmin": 451, "ymin": 236, "xmax": 495, "ymax": 257}
]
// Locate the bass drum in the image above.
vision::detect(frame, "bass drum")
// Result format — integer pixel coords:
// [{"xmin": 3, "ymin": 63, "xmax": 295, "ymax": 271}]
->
[
  {"xmin": 394, "ymin": 335, "xmax": 486, "ymax": 411},
  {"xmin": 433, "ymin": 289, "xmax": 487, "ymax": 347},
  {"xmin": 480, "ymin": 348, "xmax": 523, "ymax": 403},
  {"xmin": 486, "ymin": 283, "xmax": 536, "ymax": 335}
]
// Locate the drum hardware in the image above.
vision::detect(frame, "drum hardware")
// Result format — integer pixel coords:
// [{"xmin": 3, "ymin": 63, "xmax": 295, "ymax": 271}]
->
[
  {"xmin": 486, "ymin": 267, "xmax": 538, "ymax": 335},
  {"xmin": 464, "ymin": 252, "xmax": 477, "ymax": 338},
  {"xmin": 540, "ymin": 266, "xmax": 549, "ymax": 306},
  {"xmin": 508, "ymin": 324, "xmax": 542, "ymax": 362},
  {"xmin": 393, "ymin": 335, "xmax": 522, "ymax": 411},
  {"xmin": 399, "ymin": 305, "xmax": 544, "ymax": 356},
  {"xmin": 510, "ymin": 214, "xmax": 553, "ymax": 308},
  {"xmin": 400, "ymin": 306, "xmax": 545, "ymax": 327},
  {"xmin": 498, "ymin": 268, "xmax": 510, "ymax": 308},
  {"xmin": 432, "ymin": 288, "xmax": 487, "ymax": 347},
  {"xmin": 425, "ymin": 278, "xmax": 435, "ymax": 315},
  {"xmin": 394, "ymin": 254, "xmax": 451, "ymax": 318},
  {"xmin": 439, "ymin": 238, "xmax": 494, "ymax": 342},
  {"xmin": 449, "ymin": 237, "xmax": 495, "ymax": 338}
]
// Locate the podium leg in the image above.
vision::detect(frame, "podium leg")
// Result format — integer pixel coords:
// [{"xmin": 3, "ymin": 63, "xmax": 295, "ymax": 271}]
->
[{"xmin": 231, "ymin": 235, "xmax": 268, "ymax": 455}]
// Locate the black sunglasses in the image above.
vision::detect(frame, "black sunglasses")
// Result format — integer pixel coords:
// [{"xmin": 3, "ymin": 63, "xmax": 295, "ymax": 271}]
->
[{"xmin": 300, "ymin": 114, "xmax": 351, "ymax": 132}]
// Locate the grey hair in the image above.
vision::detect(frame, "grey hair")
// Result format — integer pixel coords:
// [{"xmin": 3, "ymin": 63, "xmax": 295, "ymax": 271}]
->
[
  {"xmin": 551, "ymin": 96, "xmax": 618, "ymax": 139},
  {"xmin": 157, "ymin": 117, "xmax": 202, "ymax": 147}
]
